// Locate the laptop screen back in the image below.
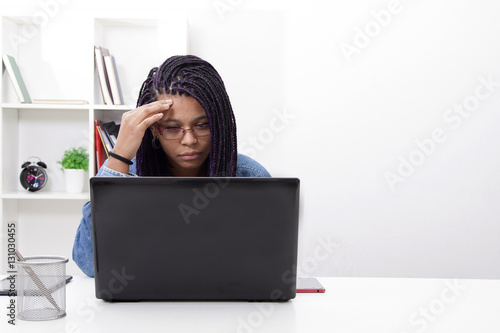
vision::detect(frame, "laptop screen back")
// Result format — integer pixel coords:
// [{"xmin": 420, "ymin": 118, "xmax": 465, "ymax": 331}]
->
[{"xmin": 91, "ymin": 177, "xmax": 300, "ymax": 301}]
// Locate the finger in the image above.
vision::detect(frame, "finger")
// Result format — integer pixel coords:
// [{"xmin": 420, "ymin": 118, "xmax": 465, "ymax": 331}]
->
[
  {"xmin": 122, "ymin": 99, "xmax": 172, "ymax": 126},
  {"xmin": 142, "ymin": 99, "xmax": 173, "ymax": 113},
  {"xmin": 134, "ymin": 99, "xmax": 173, "ymax": 122},
  {"xmin": 139, "ymin": 99, "xmax": 172, "ymax": 120},
  {"xmin": 140, "ymin": 112, "xmax": 164, "ymax": 129}
]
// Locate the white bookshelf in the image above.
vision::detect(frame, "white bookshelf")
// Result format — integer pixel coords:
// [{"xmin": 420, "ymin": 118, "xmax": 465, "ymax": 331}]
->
[
  {"xmin": 0, "ymin": 13, "xmax": 187, "ymax": 275},
  {"xmin": 1, "ymin": 103, "xmax": 90, "ymax": 110},
  {"xmin": 2, "ymin": 191, "xmax": 89, "ymax": 200}
]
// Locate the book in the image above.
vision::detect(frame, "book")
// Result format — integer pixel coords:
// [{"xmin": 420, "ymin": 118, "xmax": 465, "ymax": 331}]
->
[
  {"xmin": 94, "ymin": 46, "xmax": 113, "ymax": 105},
  {"xmin": 96, "ymin": 123, "xmax": 112, "ymax": 156},
  {"xmin": 104, "ymin": 55, "xmax": 124, "ymax": 105},
  {"xmin": 100, "ymin": 123, "xmax": 114, "ymax": 150},
  {"xmin": 111, "ymin": 56, "xmax": 125, "ymax": 105},
  {"xmin": 100, "ymin": 121, "xmax": 120, "ymax": 147},
  {"xmin": 33, "ymin": 99, "xmax": 89, "ymax": 105},
  {"xmin": 94, "ymin": 120, "xmax": 106, "ymax": 172},
  {"xmin": 2, "ymin": 54, "xmax": 32, "ymax": 103}
]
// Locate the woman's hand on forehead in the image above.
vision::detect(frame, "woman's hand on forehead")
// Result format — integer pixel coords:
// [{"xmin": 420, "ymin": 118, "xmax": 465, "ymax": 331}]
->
[{"xmin": 110, "ymin": 99, "xmax": 173, "ymax": 161}]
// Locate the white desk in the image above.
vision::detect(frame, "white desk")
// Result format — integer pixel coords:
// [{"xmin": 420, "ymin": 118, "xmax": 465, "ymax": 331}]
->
[{"xmin": 2, "ymin": 276, "xmax": 499, "ymax": 332}]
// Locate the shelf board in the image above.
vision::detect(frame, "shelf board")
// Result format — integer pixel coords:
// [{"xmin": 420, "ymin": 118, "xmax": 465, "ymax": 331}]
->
[
  {"xmin": 1, "ymin": 103, "xmax": 134, "ymax": 111},
  {"xmin": 2, "ymin": 191, "xmax": 90, "ymax": 200},
  {"xmin": 1, "ymin": 103, "xmax": 89, "ymax": 110},
  {"xmin": 93, "ymin": 104, "xmax": 134, "ymax": 111},
  {"xmin": 95, "ymin": 17, "xmax": 163, "ymax": 28}
]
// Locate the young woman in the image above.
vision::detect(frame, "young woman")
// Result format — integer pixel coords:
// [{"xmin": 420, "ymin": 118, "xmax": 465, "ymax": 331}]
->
[{"xmin": 73, "ymin": 55, "xmax": 270, "ymax": 277}]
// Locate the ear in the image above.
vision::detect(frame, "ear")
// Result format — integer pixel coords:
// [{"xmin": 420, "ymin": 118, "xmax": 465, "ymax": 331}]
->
[{"xmin": 149, "ymin": 123, "xmax": 159, "ymax": 137}]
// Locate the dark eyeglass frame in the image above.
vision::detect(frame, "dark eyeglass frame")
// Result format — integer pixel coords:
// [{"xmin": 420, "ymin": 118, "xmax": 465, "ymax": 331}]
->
[{"xmin": 155, "ymin": 122, "xmax": 210, "ymax": 140}]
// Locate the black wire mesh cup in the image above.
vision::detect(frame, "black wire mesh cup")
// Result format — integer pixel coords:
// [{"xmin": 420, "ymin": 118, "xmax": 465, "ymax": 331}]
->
[{"xmin": 16, "ymin": 256, "xmax": 68, "ymax": 321}]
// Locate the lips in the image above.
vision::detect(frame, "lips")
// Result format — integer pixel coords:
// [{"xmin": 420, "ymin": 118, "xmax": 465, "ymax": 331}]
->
[{"xmin": 179, "ymin": 152, "xmax": 202, "ymax": 161}]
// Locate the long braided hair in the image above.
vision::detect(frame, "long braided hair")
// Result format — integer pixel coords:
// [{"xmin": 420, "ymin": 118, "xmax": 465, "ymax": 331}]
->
[{"xmin": 136, "ymin": 55, "xmax": 237, "ymax": 176}]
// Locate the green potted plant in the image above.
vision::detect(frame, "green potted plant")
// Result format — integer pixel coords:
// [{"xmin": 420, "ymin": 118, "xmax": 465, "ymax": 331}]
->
[{"xmin": 57, "ymin": 146, "xmax": 89, "ymax": 193}]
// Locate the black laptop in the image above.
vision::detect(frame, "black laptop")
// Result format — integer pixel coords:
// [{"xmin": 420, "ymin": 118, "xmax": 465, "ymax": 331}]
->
[{"xmin": 90, "ymin": 177, "xmax": 300, "ymax": 301}]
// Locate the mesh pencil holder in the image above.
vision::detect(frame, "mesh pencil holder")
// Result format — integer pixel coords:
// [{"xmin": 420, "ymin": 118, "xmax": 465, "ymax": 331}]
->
[{"xmin": 16, "ymin": 256, "xmax": 69, "ymax": 321}]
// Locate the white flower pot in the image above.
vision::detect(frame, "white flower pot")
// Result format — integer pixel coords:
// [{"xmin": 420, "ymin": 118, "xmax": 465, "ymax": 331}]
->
[{"xmin": 64, "ymin": 169, "xmax": 85, "ymax": 194}]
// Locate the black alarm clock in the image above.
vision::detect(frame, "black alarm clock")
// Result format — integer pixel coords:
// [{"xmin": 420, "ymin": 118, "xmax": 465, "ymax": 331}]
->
[{"xmin": 20, "ymin": 157, "xmax": 48, "ymax": 192}]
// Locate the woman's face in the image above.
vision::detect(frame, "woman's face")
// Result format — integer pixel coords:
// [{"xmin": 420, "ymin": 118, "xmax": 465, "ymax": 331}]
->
[{"xmin": 152, "ymin": 94, "xmax": 211, "ymax": 176}]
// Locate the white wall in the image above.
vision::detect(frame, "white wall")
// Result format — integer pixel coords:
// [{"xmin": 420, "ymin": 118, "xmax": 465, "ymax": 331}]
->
[
  {"xmin": 2, "ymin": 0, "xmax": 499, "ymax": 278},
  {"xmin": 278, "ymin": 0, "xmax": 500, "ymax": 278}
]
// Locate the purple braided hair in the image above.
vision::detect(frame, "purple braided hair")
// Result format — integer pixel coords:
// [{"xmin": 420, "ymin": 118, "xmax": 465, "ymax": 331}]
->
[{"xmin": 135, "ymin": 55, "xmax": 237, "ymax": 177}]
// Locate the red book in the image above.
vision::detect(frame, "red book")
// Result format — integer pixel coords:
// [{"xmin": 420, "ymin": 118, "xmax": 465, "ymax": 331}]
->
[{"xmin": 94, "ymin": 120, "xmax": 106, "ymax": 174}]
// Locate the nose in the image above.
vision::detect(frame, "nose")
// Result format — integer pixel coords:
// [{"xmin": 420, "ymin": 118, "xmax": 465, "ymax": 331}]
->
[{"xmin": 180, "ymin": 129, "xmax": 198, "ymax": 146}]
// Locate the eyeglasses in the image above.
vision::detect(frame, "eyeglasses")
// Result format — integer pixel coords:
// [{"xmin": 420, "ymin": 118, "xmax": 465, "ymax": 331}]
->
[{"xmin": 155, "ymin": 122, "xmax": 210, "ymax": 140}]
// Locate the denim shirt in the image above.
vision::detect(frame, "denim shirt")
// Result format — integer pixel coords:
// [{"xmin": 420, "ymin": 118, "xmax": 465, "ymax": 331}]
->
[{"xmin": 72, "ymin": 154, "xmax": 270, "ymax": 277}]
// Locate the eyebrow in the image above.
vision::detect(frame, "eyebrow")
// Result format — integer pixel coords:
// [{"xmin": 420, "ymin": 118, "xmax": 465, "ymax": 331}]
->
[{"xmin": 161, "ymin": 115, "xmax": 208, "ymax": 123}]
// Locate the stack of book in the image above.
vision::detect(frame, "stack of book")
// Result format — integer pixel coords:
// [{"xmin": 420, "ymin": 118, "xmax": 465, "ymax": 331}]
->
[
  {"xmin": 94, "ymin": 46, "xmax": 124, "ymax": 105},
  {"xmin": 95, "ymin": 120, "xmax": 121, "ymax": 172}
]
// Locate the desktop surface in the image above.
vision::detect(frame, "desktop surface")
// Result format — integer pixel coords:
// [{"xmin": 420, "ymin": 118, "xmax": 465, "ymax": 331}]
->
[{"xmin": 3, "ymin": 276, "xmax": 499, "ymax": 333}]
